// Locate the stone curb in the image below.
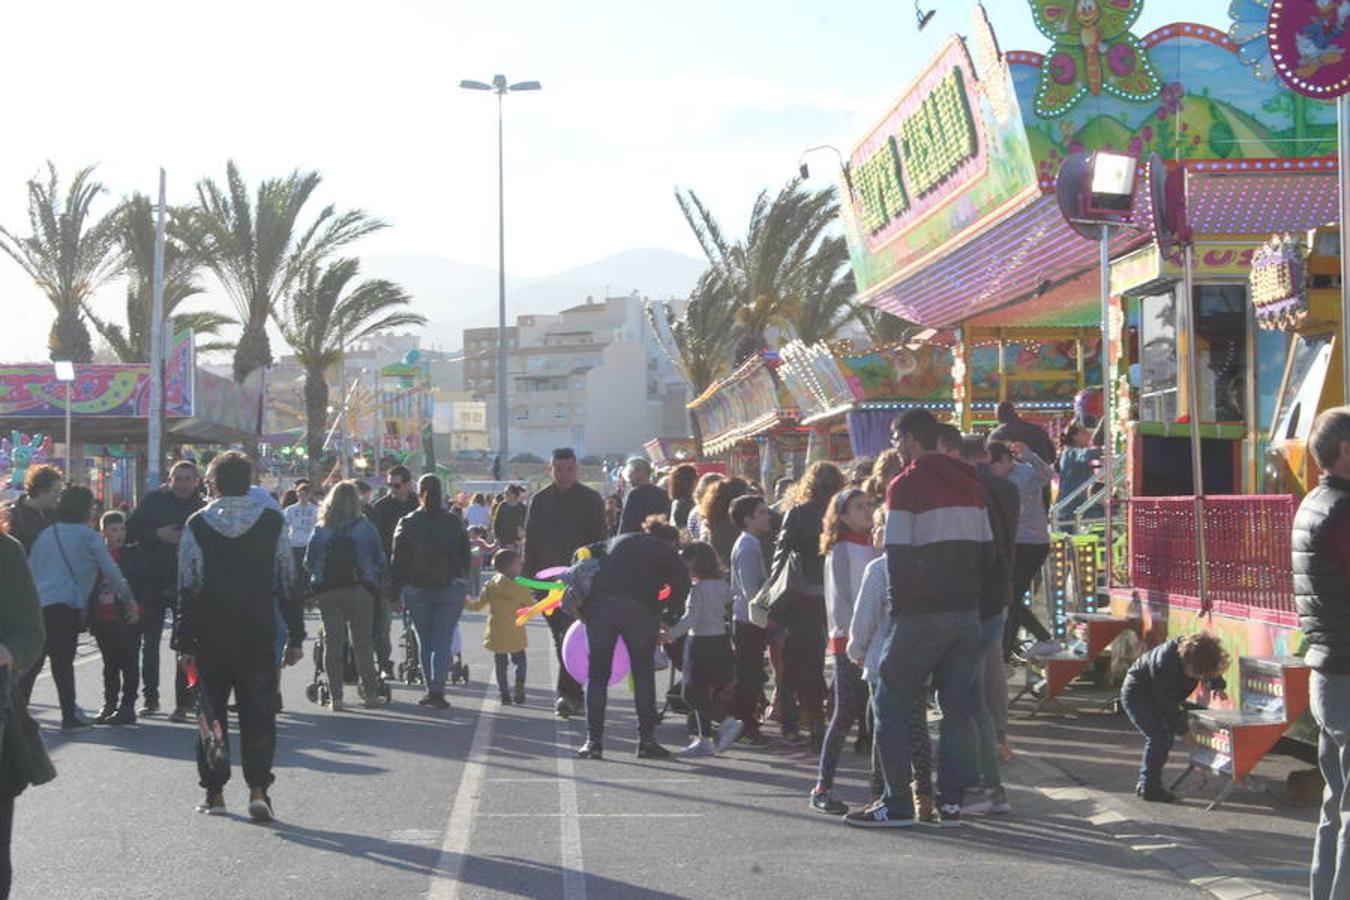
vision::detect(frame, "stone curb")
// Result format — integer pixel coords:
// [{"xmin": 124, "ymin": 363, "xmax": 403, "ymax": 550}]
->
[{"xmin": 1013, "ymin": 753, "xmax": 1293, "ymax": 900}]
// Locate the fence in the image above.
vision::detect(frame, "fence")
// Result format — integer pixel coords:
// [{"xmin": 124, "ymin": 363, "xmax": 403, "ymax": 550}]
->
[{"xmin": 1128, "ymin": 495, "xmax": 1297, "ymax": 615}]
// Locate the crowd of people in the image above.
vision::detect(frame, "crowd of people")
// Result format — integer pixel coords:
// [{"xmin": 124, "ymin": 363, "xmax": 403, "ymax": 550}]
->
[{"xmin": 2, "ymin": 400, "xmax": 1350, "ymax": 897}]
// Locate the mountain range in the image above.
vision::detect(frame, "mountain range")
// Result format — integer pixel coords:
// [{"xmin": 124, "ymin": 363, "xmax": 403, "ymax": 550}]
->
[{"xmin": 360, "ymin": 247, "xmax": 706, "ymax": 352}]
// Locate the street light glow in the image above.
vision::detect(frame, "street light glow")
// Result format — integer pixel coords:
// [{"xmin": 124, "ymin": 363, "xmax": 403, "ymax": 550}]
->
[{"xmin": 54, "ymin": 360, "xmax": 75, "ymax": 382}]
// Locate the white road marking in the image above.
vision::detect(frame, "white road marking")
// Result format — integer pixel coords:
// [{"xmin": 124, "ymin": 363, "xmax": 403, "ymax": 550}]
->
[
  {"xmin": 551, "ymin": 648, "xmax": 587, "ymax": 900},
  {"xmin": 486, "ymin": 777, "xmax": 697, "ymax": 784},
  {"xmin": 477, "ymin": 813, "xmax": 702, "ymax": 819},
  {"xmin": 427, "ymin": 686, "xmax": 498, "ymax": 900}
]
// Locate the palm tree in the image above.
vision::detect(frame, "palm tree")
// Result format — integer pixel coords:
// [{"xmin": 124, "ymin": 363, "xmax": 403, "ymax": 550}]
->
[
  {"xmin": 676, "ymin": 179, "xmax": 843, "ymax": 362},
  {"xmin": 647, "ymin": 270, "xmax": 739, "ymax": 454},
  {"xmin": 274, "ymin": 258, "xmax": 424, "ymax": 487},
  {"xmin": 792, "ymin": 235, "xmax": 856, "ymax": 345},
  {"xmin": 85, "ymin": 195, "xmax": 234, "ymax": 362},
  {"xmin": 192, "ymin": 161, "xmax": 386, "ymax": 384},
  {"xmin": 0, "ymin": 162, "xmax": 123, "ymax": 362}
]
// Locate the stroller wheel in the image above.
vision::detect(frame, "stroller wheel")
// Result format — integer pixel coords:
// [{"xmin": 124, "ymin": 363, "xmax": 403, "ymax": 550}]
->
[{"xmin": 305, "ymin": 683, "xmax": 319, "ymax": 704}]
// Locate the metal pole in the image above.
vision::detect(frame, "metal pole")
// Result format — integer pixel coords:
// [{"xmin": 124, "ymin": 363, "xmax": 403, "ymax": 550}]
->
[
  {"xmin": 496, "ymin": 87, "xmax": 510, "ymax": 466},
  {"xmin": 1180, "ymin": 244, "xmax": 1208, "ymax": 604},
  {"xmin": 147, "ymin": 168, "xmax": 167, "ymax": 495},
  {"xmin": 1340, "ymin": 94, "xmax": 1350, "ymax": 402},
  {"xmin": 65, "ymin": 381, "xmax": 73, "ymax": 483},
  {"xmin": 1099, "ymin": 226, "xmax": 1114, "ymax": 587}
]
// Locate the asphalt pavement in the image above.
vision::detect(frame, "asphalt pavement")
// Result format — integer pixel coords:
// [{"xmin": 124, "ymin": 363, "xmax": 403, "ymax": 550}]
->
[{"xmin": 18, "ymin": 611, "xmax": 1211, "ymax": 900}]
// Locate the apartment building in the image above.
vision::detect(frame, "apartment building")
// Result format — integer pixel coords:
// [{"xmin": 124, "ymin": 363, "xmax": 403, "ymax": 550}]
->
[{"xmin": 463, "ymin": 293, "xmax": 689, "ymax": 459}]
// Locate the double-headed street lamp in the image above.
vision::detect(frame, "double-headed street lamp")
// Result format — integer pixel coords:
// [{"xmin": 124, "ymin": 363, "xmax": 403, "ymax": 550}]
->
[{"xmin": 460, "ymin": 74, "xmax": 541, "ymax": 470}]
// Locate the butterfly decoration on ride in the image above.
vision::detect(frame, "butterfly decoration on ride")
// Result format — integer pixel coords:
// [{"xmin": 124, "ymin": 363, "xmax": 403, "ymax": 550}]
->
[
  {"xmin": 1029, "ymin": 0, "xmax": 1163, "ymax": 117},
  {"xmin": 0, "ymin": 432, "xmax": 54, "ymax": 490}
]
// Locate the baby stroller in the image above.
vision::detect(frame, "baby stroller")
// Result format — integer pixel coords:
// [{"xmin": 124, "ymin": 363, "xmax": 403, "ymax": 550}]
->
[
  {"xmin": 306, "ymin": 623, "xmax": 392, "ymax": 706},
  {"xmin": 448, "ymin": 625, "xmax": 470, "ymax": 686},
  {"xmin": 396, "ymin": 607, "xmax": 424, "ymax": 686}
]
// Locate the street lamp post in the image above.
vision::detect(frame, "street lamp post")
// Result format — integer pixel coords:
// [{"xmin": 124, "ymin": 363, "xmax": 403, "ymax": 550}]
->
[
  {"xmin": 54, "ymin": 360, "xmax": 75, "ymax": 482},
  {"xmin": 461, "ymin": 74, "xmax": 541, "ymax": 468}
]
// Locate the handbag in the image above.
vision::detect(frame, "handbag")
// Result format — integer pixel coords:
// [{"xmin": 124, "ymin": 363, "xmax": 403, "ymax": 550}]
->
[{"xmin": 759, "ymin": 550, "xmax": 806, "ymax": 627}]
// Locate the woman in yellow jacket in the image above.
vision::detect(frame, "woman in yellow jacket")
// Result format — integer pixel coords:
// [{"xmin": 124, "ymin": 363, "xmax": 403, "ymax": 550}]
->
[{"xmin": 465, "ymin": 549, "xmax": 530, "ymax": 704}]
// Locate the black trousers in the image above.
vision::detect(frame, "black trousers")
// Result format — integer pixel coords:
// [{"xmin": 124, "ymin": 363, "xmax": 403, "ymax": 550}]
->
[
  {"xmin": 92, "ymin": 620, "xmax": 139, "ymax": 710},
  {"xmin": 583, "ymin": 594, "xmax": 660, "ymax": 744},
  {"xmin": 547, "ymin": 609, "xmax": 584, "ymax": 705},
  {"xmin": 1004, "ymin": 542, "xmax": 1052, "ymax": 656},
  {"xmin": 19, "ymin": 605, "xmax": 81, "ymax": 720},
  {"xmin": 732, "ymin": 620, "xmax": 768, "ymax": 729},
  {"xmin": 780, "ymin": 595, "xmax": 827, "ymax": 731},
  {"xmin": 0, "ymin": 792, "xmax": 13, "ymax": 900},
  {"xmin": 140, "ymin": 603, "xmax": 190, "ymax": 709},
  {"xmin": 195, "ymin": 653, "xmax": 279, "ymax": 791}
]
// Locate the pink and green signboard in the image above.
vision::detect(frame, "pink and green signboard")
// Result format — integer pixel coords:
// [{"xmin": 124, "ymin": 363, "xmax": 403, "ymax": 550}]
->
[
  {"xmin": 0, "ymin": 333, "xmax": 194, "ymax": 419},
  {"xmin": 844, "ymin": 1, "xmax": 1340, "ymax": 328}
]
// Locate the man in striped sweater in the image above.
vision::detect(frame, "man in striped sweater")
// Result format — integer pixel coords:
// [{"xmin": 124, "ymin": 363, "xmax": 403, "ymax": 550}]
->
[{"xmin": 845, "ymin": 409, "xmax": 994, "ymax": 829}]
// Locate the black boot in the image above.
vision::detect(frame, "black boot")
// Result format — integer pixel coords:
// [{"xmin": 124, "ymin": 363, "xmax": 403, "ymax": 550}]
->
[{"xmin": 1136, "ymin": 778, "xmax": 1177, "ymax": 803}]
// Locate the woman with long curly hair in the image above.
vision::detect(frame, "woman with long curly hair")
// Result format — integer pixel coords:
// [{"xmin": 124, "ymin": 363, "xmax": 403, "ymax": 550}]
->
[
  {"xmin": 667, "ymin": 464, "xmax": 699, "ymax": 530},
  {"xmin": 699, "ymin": 476, "xmax": 750, "ymax": 570},
  {"xmin": 767, "ymin": 461, "xmax": 846, "ymax": 747}
]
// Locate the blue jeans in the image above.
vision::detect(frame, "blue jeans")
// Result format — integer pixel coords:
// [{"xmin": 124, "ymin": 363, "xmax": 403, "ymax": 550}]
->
[
  {"xmin": 1120, "ymin": 674, "xmax": 1174, "ymax": 783},
  {"xmin": 969, "ymin": 613, "xmax": 1005, "ymax": 790},
  {"xmin": 403, "ymin": 582, "xmax": 468, "ymax": 693},
  {"xmin": 874, "ymin": 609, "xmax": 981, "ymax": 813},
  {"xmin": 1311, "ymin": 670, "xmax": 1350, "ymax": 900}
]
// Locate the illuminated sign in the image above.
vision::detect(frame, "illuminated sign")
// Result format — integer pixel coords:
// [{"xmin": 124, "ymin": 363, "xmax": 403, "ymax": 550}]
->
[{"xmin": 848, "ymin": 39, "xmax": 990, "ymax": 247}]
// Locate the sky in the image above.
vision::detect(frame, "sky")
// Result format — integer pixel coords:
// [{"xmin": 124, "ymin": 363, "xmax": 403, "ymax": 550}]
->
[{"xmin": 0, "ymin": 0, "xmax": 1233, "ymax": 361}]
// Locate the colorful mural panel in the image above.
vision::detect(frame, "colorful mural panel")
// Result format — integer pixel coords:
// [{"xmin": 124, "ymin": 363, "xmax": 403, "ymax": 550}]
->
[{"xmin": 0, "ymin": 333, "xmax": 193, "ymax": 418}]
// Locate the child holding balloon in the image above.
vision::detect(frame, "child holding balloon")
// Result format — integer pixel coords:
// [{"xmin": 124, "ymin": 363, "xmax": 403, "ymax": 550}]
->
[
  {"xmin": 667, "ymin": 542, "xmax": 741, "ymax": 757},
  {"xmin": 465, "ymin": 549, "xmax": 531, "ymax": 705}
]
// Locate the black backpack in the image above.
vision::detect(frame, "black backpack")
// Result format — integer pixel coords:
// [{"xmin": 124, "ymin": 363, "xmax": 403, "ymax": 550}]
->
[{"xmin": 321, "ymin": 524, "xmax": 362, "ymax": 590}]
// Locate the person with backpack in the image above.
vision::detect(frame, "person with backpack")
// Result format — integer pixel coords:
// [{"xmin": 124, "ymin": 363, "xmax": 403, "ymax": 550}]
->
[
  {"xmin": 390, "ymin": 475, "xmax": 473, "ymax": 710},
  {"xmin": 304, "ymin": 481, "xmax": 387, "ymax": 711}
]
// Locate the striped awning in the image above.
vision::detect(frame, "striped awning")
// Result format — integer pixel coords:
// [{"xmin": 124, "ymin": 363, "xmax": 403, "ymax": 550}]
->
[{"xmin": 864, "ymin": 167, "xmax": 1339, "ymax": 330}]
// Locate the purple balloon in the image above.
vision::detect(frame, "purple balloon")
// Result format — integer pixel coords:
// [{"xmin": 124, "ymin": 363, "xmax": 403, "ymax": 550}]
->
[{"xmin": 562, "ymin": 620, "xmax": 631, "ymax": 686}]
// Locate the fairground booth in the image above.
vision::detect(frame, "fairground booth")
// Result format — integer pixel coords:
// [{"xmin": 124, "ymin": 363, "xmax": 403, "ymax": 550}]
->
[
  {"xmin": 841, "ymin": 0, "xmax": 1346, "ymax": 761},
  {"xmin": 0, "ymin": 334, "xmax": 262, "ymax": 507},
  {"xmin": 686, "ymin": 351, "xmax": 809, "ymax": 486}
]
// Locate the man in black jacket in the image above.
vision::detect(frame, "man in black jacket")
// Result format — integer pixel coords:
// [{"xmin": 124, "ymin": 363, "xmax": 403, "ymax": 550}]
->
[
  {"xmin": 371, "ymin": 465, "xmax": 418, "ymax": 678},
  {"xmin": 618, "ymin": 457, "xmax": 668, "ymax": 535},
  {"xmin": 576, "ymin": 519, "xmax": 690, "ymax": 760},
  {"xmin": 126, "ymin": 460, "xmax": 204, "ymax": 719},
  {"xmin": 176, "ymin": 451, "xmax": 303, "ymax": 822},
  {"xmin": 1295, "ymin": 406, "xmax": 1350, "ymax": 898},
  {"xmin": 523, "ymin": 448, "xmax": 607, "ymax": 718}
]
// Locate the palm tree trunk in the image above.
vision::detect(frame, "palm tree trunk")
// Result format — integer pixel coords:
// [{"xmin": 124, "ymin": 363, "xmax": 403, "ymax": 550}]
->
[
  {"xmin": 49, "ymin": 308, "xmax": 94, "ymax": 363},
  {"xmin": 234, "ymin": 324, "xmax": 273, "ymax": 470},
  {"xmin": 304, "ymin": 367, "xmax": 329, "ymax": 491},
  {"xmin": 688, "ymin": 407, "xmax": 705, "ymax": 460}
]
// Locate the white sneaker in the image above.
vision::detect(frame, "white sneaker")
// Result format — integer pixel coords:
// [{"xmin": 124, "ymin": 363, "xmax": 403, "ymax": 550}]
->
[
  {"xmin": 963, "ymin": 788, "xmax": 993, "ymax": 815},
  {"xmin": 677, "ymin": 737, "xmax": 715, "ymax": 757},
  {"xmin": 714, "ymin": 718, "xmax": 743, "ymax": 753}
]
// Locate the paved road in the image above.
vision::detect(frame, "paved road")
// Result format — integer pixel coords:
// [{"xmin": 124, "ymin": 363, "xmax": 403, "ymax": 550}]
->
[{"xmin": 19, "ymin": 611, "xmax": 1206, "ymax": 900}]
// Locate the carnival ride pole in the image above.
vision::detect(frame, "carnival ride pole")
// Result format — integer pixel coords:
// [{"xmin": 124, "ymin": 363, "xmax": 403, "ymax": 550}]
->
[
  {"xmin": 1180, "ymin": 243, "xmax": 1208, "ymax": 606},
  {"xmin": 1099, "ymin": 225, "xmax": 1114, "ymax": 583},
  {"xmin": 1339, "ymin": 94, "xmax": 1350, "ymax": 402}
]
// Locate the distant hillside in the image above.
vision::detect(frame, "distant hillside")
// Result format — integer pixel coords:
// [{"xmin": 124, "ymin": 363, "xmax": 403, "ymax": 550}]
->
[{"xmin": 362, "ymin": 248, "xmax": 705, "ymax": 352}]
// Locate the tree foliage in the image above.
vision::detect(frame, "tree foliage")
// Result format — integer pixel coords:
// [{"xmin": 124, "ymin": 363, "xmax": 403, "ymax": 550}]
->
[
  {"xmin": 0, "ymin": 162, "xmax": 123, "ymax": 362},
  {"xmin": 192, "ymin": 161, "xmax": 386, "ymax": 383},
  {"xmin": 274, "ymin": 258, "xmax": 423, "ymax": 486}
]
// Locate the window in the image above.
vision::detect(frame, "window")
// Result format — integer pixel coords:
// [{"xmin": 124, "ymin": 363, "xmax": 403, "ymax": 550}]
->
[
  {"xmin": 1138, "ymin": 290, "xmax": 1177, "ymax": 423},
  {"xmin": 514, "ymin": 407, "xmax": 528, "ymax": 422}
]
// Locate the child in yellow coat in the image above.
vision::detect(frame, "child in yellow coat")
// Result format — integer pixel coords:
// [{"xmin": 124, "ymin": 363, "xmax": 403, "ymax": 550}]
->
[{"xmin": 465, "ymin": 549, "xmax": 531, "ymax": 704}]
